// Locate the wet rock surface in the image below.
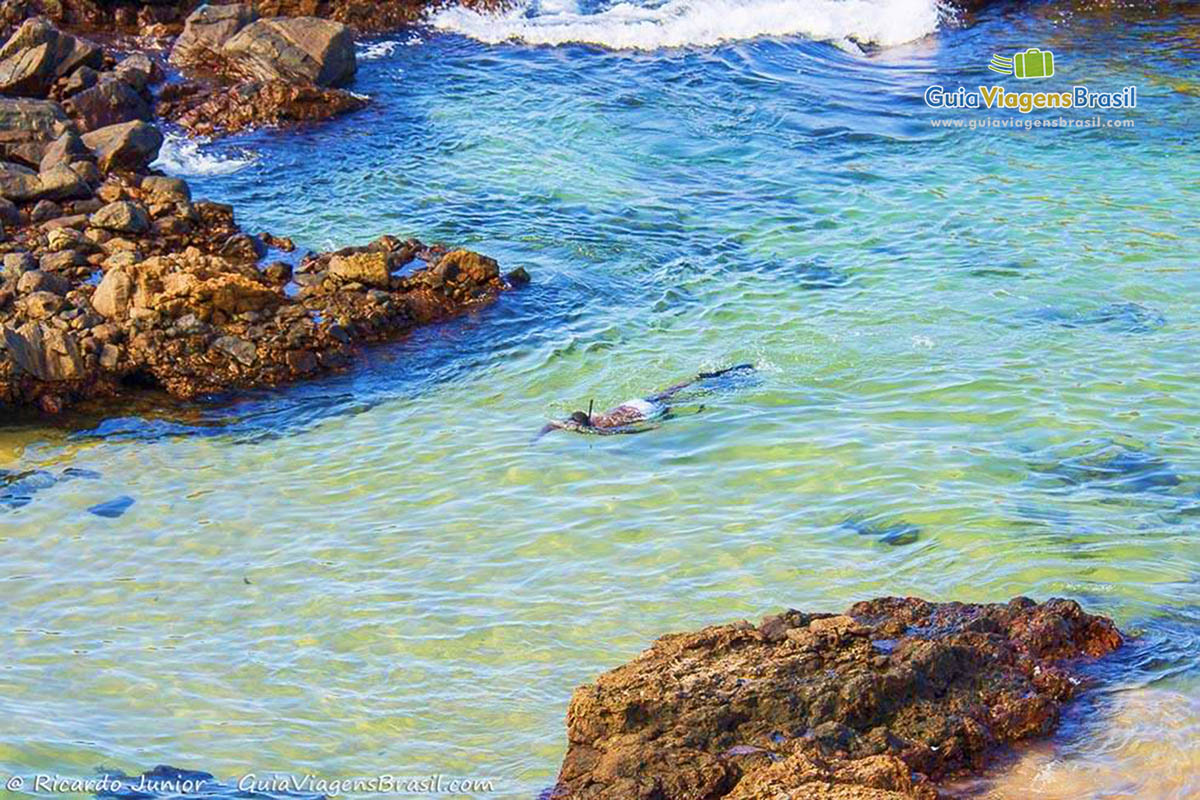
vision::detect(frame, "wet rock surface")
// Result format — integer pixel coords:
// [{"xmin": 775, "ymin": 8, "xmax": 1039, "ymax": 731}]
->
[
  {"xmin": 551, "ymin": 597, "xmax": 1122, "ymax": 800},
  {"xmin": 0, "ymin": 18, "xmax": 525, "ymax": 414},
  {"xmin": 160, "ymin": 4, "xmax": 364, "ymax": 136}
]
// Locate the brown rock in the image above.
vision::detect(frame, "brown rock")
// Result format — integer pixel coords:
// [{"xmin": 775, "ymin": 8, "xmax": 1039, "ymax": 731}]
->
[
  {"xmin": 0, "ymin": 97, "xmax": 70, "ymax": 165},
  {"xmin": 17, "ymin": 289, "xmax": 62, "ymax": 318},
  {"xmin": 112, "ymin": 53, "xmax": 162, "ymax": 92},
  {"xmin": 167, "ymin": 78, "xmax": 368, "ymax": 137},
  {"xmin": 16, "ymin": 269, "xmax": 68, "ymax": 295},
  {"xmin": 551, "ymin": 597, "xmax": 1122, "ymax": 800},
  {"xmin": 62, "ymin": 64, "xmax": 98, "ymax": 96},
  {"xmin": 329, "ymin": 250, "xmax": 389, "ymax": 288},
  {"xmin": 0, "ymin": 159, "xmax": 87, "ymax": 201},
  {"xmin": 38, "ymin": 129, "xmax": 87, "ymax": 172},
  {"xmin": 90, "ymin": 200, "xmax": 150, "ymax": 233},
  {"xmin": 222, "ymin": 17, "xmax": 357, "ymax": 87},
  {"xmin": 140, "ymin": 175, "xmax": 191, "ymax": 204},
  {"xmin": 91, "ymin": 267, "xmax": 131, "ymax": 318},
  {"xmin": 65, "ymin": 76, "xmax": 153, "ymax": 132},
  {"xmin": 169, "ymin": 3, "xmax": 257, "ymax": 71},
  {"xmin": 0, "ymin": 17, "xmax": 101, "ymax": 97},
  {"xmin": 2, "ymin": 320, "xmax": 83, "ymax": 380},
  {"xmin": 81, "ymin": 120, "xmax": 163, "ymax": 172}
]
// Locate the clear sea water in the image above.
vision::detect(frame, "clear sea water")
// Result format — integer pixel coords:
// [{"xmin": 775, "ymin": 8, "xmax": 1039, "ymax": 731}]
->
[{"xmin": 3, "ymin": 1, "xmax": 1199, "ymax": 797}]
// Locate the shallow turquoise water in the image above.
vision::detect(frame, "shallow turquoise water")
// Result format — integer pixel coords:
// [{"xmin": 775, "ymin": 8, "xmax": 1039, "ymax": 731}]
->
[{"xmin": 3, "ymin": 2, "xmax": 1200, "ymax": 798}]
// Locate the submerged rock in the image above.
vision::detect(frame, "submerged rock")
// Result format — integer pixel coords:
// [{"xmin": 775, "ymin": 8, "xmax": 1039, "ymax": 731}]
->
[
  {"xmin": 87, "ymin": 494, "xmax": 133, "ymax": 518},
  {"xmin": 551, "ymin": 597, "xmax": 1122, "ymax": 800}
]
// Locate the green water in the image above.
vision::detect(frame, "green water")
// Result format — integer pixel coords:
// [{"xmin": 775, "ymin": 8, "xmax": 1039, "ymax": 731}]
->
[{"xmin": 3, "ymin": 3, "xmax": 1200, "ymax": 798}]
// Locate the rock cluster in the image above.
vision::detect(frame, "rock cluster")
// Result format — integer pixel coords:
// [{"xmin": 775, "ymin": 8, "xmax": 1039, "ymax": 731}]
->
[
  {"xmin": 0, "ymin": 0, "xmax": 504, "ymax": 39},
  {"xmin": 0, "ymin": 18, "xmax": 526, "ymax": 413},
  {"xmin": 551, "ymin": 597, "xmax": 1122, "ymax": 800},
  {"xmin": 160, "ymin": 4, "xmax": 363, "ymax": 137}
]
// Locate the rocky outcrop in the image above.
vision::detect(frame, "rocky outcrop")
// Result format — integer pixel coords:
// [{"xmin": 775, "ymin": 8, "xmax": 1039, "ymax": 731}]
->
[
  {"xmin": 551, "ymin": 597, "xmax": 1122, "ymax": 800},
  {"xmin": 0, "ymin": 162, "xmax": 525, "ymax": 412},
  {"xmin": 0, "ymin": 16, "xmax": 100, "ymax": 97},
  {"xmin": 0, "ymin": 16, "xmax": 526, "ymax": 413},
  {"xmin": 159, "ymin": 78, "xmax": 367, "ymax": 137},
  {"xmin": 162, "ymin": 5, "xmax": 361, "ymax": 137}
]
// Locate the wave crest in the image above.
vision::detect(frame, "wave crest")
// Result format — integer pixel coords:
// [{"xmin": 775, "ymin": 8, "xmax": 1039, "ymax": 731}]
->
[{"xmin": 430, "ymin": 0, "xmax": 943, "ymax": 50}]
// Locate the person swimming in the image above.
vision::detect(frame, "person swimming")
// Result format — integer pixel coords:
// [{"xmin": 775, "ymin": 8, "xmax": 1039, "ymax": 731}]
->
[{"xmin": 537, "ymin": 364, "xmax": 755, "ymax": 437}]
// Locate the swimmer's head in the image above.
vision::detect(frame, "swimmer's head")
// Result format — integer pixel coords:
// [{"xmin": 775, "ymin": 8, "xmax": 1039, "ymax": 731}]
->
[{"xmin": 569, "ymin": 411, "xmax": 592, "ymax": 427}]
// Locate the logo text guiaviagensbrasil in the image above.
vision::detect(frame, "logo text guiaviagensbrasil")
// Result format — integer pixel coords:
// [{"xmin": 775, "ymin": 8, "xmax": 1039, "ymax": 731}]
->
[{"xmin": 924, "ymin": 48, "xmax": 1135, "ymax": 113}]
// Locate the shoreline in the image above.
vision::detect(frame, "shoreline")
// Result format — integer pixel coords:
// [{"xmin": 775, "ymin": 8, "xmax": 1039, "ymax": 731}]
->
[{"xmin": 0, "ymin": 6, "xmax": 529, "ymax": 415}]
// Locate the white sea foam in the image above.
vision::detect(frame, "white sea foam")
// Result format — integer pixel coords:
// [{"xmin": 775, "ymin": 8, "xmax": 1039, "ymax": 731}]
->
[
  {"xmin": 151, "ymin": 132, "xmax": 258, "ymax": 177},
  {"xmin": 430, "ymin": 0, "xmax": 943, "ymax": 50},
  {"xmin": 358, "ymin": 33, "xmax": 425, "ymax": 59}
]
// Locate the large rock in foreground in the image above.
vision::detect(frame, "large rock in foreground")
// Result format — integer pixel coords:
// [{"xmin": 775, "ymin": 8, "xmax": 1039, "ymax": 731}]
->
[{"xmin": 552, "ymin": 597, "xmax": 1122, "ymax": 800}]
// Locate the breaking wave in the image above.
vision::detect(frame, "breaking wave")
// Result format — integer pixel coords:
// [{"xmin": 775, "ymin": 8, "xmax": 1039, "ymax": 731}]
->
[
  {"xmin": 430, "ymin": 0, "xmax": 944, "ymax": 50},
  {"xmin": 152, "ymin": 132, "xmax": 258, "ymax": 178}
]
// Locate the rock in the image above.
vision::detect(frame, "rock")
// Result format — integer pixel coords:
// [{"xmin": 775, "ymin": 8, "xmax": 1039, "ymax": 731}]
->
[
  {"xmin": 90, "ymin": 268, "xmax": 131, "ymax": 318},
  {"xmin": 29, "ymin": 197, "xmax": 59, "ymax": 222},
  {"xmin": 63, "ymin": 65, "xmax": 98, "ymax": 96},
  {"xmin": 551, "ymin": 597, "xmax": 1123, "ymax": 800},
  {"xmin": 38, "ymin": 130, "xmax": 87, "ymax": 172},
  {"xmin": 0, "ymin": 40, "xmax": 56, "ymax": 97},
  {"xmin": 0, "ymin": 160, "xmax": 39, "ymax": 199},
  {"xmin": 87, "ymin": 495, "xmax": 134, "ymax": 518},
  {"xmin": 65, "ymin": 77, "xmax": 154, "ymax": 133},
  {"xmin": 213, "ymin": 334, "xmax": 256, "ymax": 366},
  {"xmin": 0, "ymin": 196, "xmax": 18, "ymax": 227},
  {"xmin": 505, "ymin": 266, "xmax": 531, "ymax": 287},
  {"xmin": 112, "ymin": 53, "xmax": 161, "ymax": 92},
  {"xmin": 46, "ymin": 226, "xmax": 81, "ymax": 251},
  {"xmin": 0, "ymin": 97, "xmax": 70, "ymax": 164},
  {"xmin": 329, "ymin": 250, "xmax": 389, "ymax": 288},
  {"xmin": 17, "ymin": 290, "xmax": 62, "ymax": 319},
  {"xmin": 263, "ymin": 261, "xmax": 292, "ymax": 284},
  {"xmin": 98, "ymin": 341, "xmax": 120, "ymax": 368},
  {"xmin": 169, "ymin": 3, "xmax": 257, "ymax": 70},
  {"xmin": 90, "ymin": 200, "xmax": 149, "ymax": 233},
  {"xmin": 219, "ymin": 231, "xmax": 266, "ymax": 263},
  {"xmin": 81, "ymin": 120, "xmax": 163, "ymax": 172},
  {"xmin": 166, "ymin": 79, "xmax": 368, "ymax": 137},
  {"xmin": 3, "ymin": 251, "xmax": 35, "ymax": 280},
  {"xmin": 222, "ymin": 17, "xmax": 356, "ymax": 88},
  {"xmin": 16, "ymin": 269, "xmax": 68, "ymax": 295},
  {"xmin": 435, "ymin": 249, "xmax": 500, "ymax": 285},
  {"xmin": 38, "ymin": 249, "xmax": 79, "ymax": 271},
  {"xmin": 0, "ymin": 17, "xmax": 102, "ymax": 98},
  {"xmin": 37, "ymin": 162, "xmax": 90, "ymax": 200},
  {"xmin": 140, "ymin": 175, "xmax": 190, "ymax": 204},
  {"xmin": 0, "ymin": 160, "xmax": 89, "ymax": 201}
]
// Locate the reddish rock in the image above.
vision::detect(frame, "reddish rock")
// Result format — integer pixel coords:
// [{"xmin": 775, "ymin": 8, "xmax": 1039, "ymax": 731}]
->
[
  {"xmin": 551, "ymin": 597, "xmax": 1122, "ymax": 800},
  {"xmin": 161, "ymin": 78, "xmax": 368, "ymax": 137}
]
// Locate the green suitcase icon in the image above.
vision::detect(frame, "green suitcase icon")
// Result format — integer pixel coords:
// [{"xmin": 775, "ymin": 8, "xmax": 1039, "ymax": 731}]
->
[{"xmin": 1013, "ymin": 48, "xmax": 1054, "ymax": 79}]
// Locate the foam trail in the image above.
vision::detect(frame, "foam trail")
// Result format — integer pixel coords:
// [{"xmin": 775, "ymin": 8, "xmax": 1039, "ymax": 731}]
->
[
  {"xmin": 151, "ymin": 132, "xmax": 257, "ymax": 177},
  {"xmin": 430, "ymin": 0, "xmax": 942, "ymax": 50}
]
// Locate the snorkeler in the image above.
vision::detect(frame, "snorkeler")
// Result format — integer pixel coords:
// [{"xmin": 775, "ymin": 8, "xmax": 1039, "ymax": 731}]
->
[{"xmin": 537, "ymin": 364, "xmax": 755, "ymax": 437}]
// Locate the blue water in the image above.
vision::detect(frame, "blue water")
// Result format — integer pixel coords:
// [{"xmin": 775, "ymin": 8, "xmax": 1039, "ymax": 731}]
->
[{"xmin": 3, "ymin": 1, "xmax": 1200, "ymax": 798}]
